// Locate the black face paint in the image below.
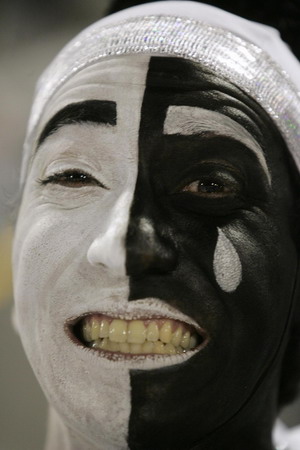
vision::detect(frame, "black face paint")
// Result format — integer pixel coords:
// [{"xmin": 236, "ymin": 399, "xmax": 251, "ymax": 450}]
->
[{"xmin": 125, "ymin": 57, "xmax": 299, "ymax": 449}]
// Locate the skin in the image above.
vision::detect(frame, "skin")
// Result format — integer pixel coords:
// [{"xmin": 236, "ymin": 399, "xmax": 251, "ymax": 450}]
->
[{"xmin": 13, "ymin": 54, "xmax": 300, "ymax": 450}]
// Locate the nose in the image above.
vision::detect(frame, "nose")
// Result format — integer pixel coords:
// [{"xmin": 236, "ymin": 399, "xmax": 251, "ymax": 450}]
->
[
  {"xmin": 125, "ymin": 215, "xmax": 177, "ymax": 277},
  {"xmin": 87, "ymin": 191, "xmax": 132, "ymax": 276}
]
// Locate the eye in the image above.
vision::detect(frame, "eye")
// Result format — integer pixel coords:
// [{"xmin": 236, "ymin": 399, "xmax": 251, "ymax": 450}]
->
[
  {"xmin": 38, "ymin": 169, "xmax": 108, "ymax": 189},
  {"xmin": 181, "ymin": 178, "xmax": 236, "ymax": 198},
  {"xmin": 170, "ymin": 162, "xmax": 249, "ymax": 216}
]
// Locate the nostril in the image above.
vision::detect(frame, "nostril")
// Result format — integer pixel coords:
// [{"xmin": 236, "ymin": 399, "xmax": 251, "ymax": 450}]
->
[{"xmin": 126, "ymin": 235, "xmax": 177, "ymax": 277}]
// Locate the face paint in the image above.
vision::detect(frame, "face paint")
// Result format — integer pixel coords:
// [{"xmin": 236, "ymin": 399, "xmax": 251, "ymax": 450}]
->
[
  {"xmin": 87, "ymin": 189, "xmax": 133, "ymax": 277},
  {"xmin": 213, "ymin": 227, "xmax": 242, "ymax": 293},
  {"xmin": 13, "ymin": 54, "xmax": 152, "ymax": 449},
  {"xmin": 126, "ymin": 56, "xmax": 299, "ymax": 449},
  {"xmin": 163, "ymin": 105, "xmax": 271, "ymax": 184},
  {"xmin": 13, "ymin": 53, "xmax": 299, "ymax": 450}
]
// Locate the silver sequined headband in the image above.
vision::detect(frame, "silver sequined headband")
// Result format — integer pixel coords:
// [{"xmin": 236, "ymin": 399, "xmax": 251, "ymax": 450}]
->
[{"xmin": 22, "ymin": 14, "xmax": 300, "ymax": 182}]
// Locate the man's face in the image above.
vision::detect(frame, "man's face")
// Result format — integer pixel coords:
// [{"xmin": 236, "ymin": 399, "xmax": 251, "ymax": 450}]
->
[{"xmin": 13, "ymin": 55, "xmax": 298, "ymax": 449}]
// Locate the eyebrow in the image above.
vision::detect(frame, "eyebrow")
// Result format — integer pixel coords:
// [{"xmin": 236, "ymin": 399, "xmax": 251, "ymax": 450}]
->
[
  {"xmin": 37, "ymin": 100, "xmax": 117, "ymax": 148},
  {"xmin": 163, "ymin": 105, "xmax": 271, "ymax": 184}
]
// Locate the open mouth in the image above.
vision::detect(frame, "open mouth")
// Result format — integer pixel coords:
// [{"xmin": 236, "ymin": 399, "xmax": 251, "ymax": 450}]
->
[{"xmin": 71, "ymin": 313, "xmax": 206, "ymax": 356}]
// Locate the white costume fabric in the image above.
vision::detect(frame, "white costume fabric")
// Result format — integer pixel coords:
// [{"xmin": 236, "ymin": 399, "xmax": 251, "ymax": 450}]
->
[{"xmin": 15, "ymin": 2, "xmax": 300, "ymax": 449}]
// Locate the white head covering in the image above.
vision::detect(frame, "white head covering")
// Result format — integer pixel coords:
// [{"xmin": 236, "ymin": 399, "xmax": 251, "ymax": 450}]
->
[{"xmin": 21, "ymin": 1, "xmax": 300, "ymax": 183}]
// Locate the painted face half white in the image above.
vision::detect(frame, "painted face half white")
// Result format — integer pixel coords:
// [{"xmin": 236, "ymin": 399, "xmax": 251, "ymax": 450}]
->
[{"xmin": 13, "ymin": 55, "xmax": 152, "ymax": 450}]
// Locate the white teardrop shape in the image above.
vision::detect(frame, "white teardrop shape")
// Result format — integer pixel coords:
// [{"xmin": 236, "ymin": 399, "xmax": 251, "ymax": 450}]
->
[{"xmin": 213, "ymin": 228, "xmax": 242, "ymax": 293}]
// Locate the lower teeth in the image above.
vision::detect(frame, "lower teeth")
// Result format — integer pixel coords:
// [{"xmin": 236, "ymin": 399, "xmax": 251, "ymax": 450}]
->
[{"xmin": 89, "ymin": 338, "xmax": 187, "ymax": 355}]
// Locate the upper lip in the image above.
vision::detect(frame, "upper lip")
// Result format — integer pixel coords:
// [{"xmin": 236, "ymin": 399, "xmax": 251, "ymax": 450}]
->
[{"xmin": 65, "ymin": 297, "xmax": 205, "ymax": 332}]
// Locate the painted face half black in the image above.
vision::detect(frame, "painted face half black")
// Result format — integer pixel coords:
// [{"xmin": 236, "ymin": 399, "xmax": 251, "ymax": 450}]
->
[{"xmin": 125, "ymin": 57, "xmax": 299, "ymax": 450}]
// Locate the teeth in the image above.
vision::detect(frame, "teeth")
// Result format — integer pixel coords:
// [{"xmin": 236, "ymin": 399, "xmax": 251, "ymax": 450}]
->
[
  {"xmin": 164, "ymin": 343, "xmax": 176, "ymax": 355},
  {"xmin": 108, "ymin": 341, "xmax": 120, "ymax": 352},
  {"xmin": 128, "ymin": 320, "xmax": 146, "ymax": 344},
  {"xmin": 90, "ymin": 318, "xmax": 100, "ymax": 341},
  {"xmin": 181, "ymin": 331, "xmax": 191, "ymax": 349},
  {"xmin": 160, "ymin": 320, "xmax": 172, "ymax": 343},
  {"xmin": 146, "ymin": 322, "xmax": 159, "ymax": 342},
  {"xmin": 99, "ymin": 319, "xmax": 109, "ymax": 338},
  {"xmin": 80, "ymin": 315, "xmax": 200, "ymax": 356},
  {"xmin": 83, "ymin": 321, "xmax": 92, "ymax": 342},
  {"xmin": 153, "ymin": 341, "xmax": 165, "ymax": 354},
  {"xmin": 98, "ymin": 338, "xmax": 109, "ymax": 350},
  {"xmin": 142, "ymin": 341, "xmax": 154, "ymax": 353},
  {"xmin": 91, "ymin": 338, "xmax": 108, "ymax": 350},
  {"xmin": 171, "ymin": 326, "xmax": 182, "ymax": 346},
  {"xmin": 130, "ymin": 343, "xmax": 143, "ymax": 354},
  {"xmin": 90, "ymin": 338, "xmax": 187, "ymax": 355},
  {"xmin": 189, "ymin": 334, "xmax": 198, "ymax": 350},
  {"xmin": 119, "ymin": 342, "xmax": 130, "ymax": 353},
  {"xmin": 109, "ymin": 319, "xmax": 127, "ymax": 343}
]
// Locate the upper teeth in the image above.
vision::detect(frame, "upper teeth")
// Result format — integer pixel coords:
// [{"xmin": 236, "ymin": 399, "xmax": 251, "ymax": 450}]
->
[{"xmin": 80, "ymin": 315, "xmax": 200, "ymax": 355}]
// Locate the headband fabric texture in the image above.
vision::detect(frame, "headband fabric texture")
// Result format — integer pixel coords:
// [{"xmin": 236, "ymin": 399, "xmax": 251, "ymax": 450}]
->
[{"xmin": 21, "ymin": 1, "xmax": 300, "ymax": 183}]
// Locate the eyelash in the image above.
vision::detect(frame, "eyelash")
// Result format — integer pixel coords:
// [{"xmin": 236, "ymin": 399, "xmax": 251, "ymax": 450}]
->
[
  {"xmin": 175, "ymin": 162, "xmax": 243, "ymax": 199},
  {"xmin": 38, "ymin": 169, "xmax": 108, "ymax": 189},
  {"xmin": 180, "ymin": 178, "xmax": 237, "ymax": 198}
]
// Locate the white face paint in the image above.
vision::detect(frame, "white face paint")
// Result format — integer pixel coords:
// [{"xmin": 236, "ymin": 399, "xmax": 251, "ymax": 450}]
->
[
  {"xmin": 163, "ymin": 105, "xmax": 271, "ymax": 184},
  {"xmin": 213, "ymin": 228, "xmax": 242, "ymax": 293},
  {"xmin": 13, "ymin": 54, "xmax": 151, "ymax": 450}
]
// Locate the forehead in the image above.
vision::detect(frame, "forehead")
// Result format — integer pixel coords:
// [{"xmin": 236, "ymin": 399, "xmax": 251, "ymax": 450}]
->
[
  {"xmin": 37, "ymin": 54, "xmax": 151, "ymax": 133},
  {"xmin": 37, "ymin": 54, "xmax": 272, "ymax": 140},
  {"xmin": 34, "ymin": 55, "xmax": 281, "ymax": 188}
]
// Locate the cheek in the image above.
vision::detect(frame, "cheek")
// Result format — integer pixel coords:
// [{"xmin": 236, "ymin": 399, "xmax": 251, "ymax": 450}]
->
[
  {"xmin": 213, "ymin": 227, "xmax": 242, "ymax": 293},
  {"xmin": 13, "ymin": 196, "xmax": 131, "ymax": 323},
  {"xmin": 12, "ymin": 210, "xmax": 133, "ymax": 449},
  {"xmin": 13, "ymin": 214, "xmax": 83, "ymax": 290},
  {"xmin": 12, "ymin": 213, "xmax": 85, "ymax": 356}
]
